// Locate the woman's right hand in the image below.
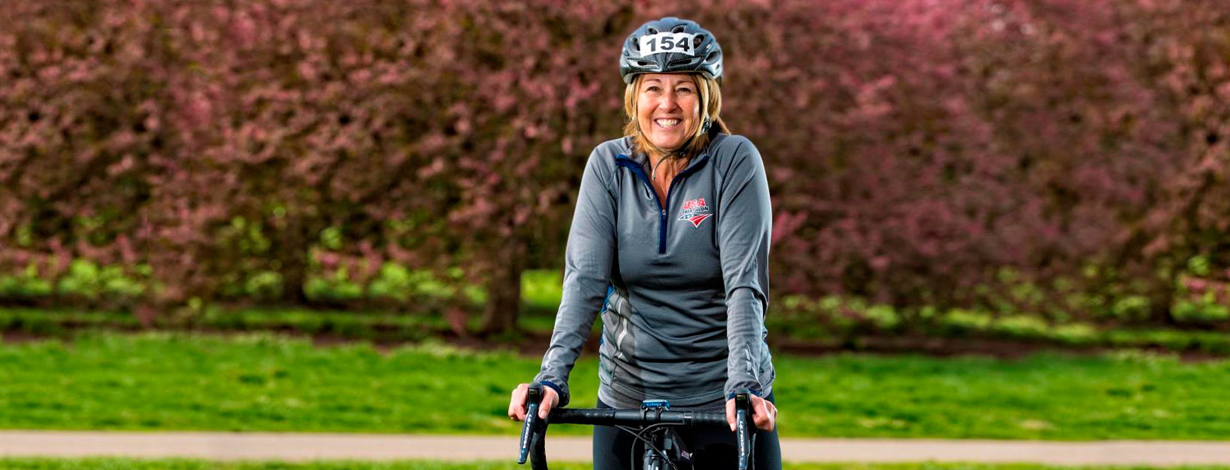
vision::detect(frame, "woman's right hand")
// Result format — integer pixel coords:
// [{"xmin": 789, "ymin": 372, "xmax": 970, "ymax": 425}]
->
[{"xmin": 508, "ymin": 383, "xmax": 560, "ymax": 421}]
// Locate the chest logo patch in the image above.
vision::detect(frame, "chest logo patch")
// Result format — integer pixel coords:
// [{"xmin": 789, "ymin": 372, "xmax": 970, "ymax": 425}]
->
[{"xmin": 678, "ymin": 197, "xmax": 713, "ymax": 228}]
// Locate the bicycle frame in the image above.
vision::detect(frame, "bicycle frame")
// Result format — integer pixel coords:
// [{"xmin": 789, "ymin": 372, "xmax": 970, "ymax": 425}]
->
[
  {"xmin": 638, "ymin": 420, "xmax": 690, "ymax": 470},
  {"xmin": 518, "ymin": 384, "xmax": 756, "ymax": 470}
]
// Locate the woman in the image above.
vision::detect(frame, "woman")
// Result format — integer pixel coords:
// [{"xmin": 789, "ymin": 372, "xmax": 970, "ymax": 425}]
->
[{"xmin": 508, "ymin": 17, "xmax": 780, "ymax": 469}]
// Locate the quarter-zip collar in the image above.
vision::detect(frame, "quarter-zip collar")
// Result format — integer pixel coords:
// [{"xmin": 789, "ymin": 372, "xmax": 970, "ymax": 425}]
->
[{"xmin": 615, "ymin": 151, "xmax": 711, "ymax": 255}]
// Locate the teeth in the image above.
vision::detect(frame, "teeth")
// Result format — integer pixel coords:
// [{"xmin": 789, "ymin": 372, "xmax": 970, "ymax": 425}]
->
[{"xmin": 655, "ymin": 119, "xmax": 681, "ymax": 128}]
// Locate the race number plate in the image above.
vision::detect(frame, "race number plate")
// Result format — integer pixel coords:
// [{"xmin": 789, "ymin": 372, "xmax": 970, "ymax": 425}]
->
[{"xmin": 636, "ymin": 32, "xmax": 696, "ymax": 57}]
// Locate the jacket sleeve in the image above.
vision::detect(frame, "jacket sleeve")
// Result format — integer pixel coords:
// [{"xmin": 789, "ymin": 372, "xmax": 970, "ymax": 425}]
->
[
  {"xmin": 716, "ymin": 138, "xmax": 772, "ymax": 399},
  {"xmin": 532, "ymin": 148, "xmax": 617, "ymax": 407}
]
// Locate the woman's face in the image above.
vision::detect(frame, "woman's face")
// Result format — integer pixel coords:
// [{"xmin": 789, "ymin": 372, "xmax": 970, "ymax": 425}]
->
[{"xmin": 637, "ymin": 73, "xmax": 700, "ymax": 153}]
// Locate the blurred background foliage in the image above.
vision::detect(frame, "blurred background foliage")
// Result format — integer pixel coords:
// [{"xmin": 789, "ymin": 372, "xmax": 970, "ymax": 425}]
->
[{"xmin": 0, "ymin": 0, "xmax": 1228, "ymax": 342}]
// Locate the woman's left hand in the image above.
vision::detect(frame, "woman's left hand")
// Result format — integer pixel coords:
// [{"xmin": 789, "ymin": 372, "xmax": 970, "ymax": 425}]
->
[{"xmin": 725, "ymin": 394, "xmax": 776, "ymax": 432}]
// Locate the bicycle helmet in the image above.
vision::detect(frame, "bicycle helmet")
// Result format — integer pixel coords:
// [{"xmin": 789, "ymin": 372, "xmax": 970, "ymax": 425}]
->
[{"xmin": 620, "ymin": 17, "xmax": 722, "ymax": 84}]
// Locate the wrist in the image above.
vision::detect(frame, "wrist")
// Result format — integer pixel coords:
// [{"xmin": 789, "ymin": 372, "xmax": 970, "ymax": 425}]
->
[{"xmin": 537, "ymin": 380, "xmax": 564, "ymax": 402}]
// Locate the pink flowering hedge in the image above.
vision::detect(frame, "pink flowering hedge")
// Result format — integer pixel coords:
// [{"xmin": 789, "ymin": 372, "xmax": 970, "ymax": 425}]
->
[{"xmin": 1, "ymin": 0, "xmax": 1228, "ymax": 330}]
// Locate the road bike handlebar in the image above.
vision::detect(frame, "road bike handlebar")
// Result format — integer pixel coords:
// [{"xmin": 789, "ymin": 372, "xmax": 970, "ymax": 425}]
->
[
  {"xmin": 517, "ymin": 383, "xmax": 755, "ymax": 470},
  {"xmin": 546, "ymin": 407, "xmax": 729, "ymax": 427}
]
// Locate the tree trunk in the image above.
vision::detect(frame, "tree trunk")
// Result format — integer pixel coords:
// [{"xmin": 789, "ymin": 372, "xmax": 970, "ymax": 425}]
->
[
  {"xmin": 278, "ymin": 219, "xmax": 310, "ymax": 305},
  {"xmin": 480, "ymin": 242, "xmax": 525, "ymax": 336},
  {"xmin": 1146, "ymin": 265, "xmax": 1179, "ymax": 326}
]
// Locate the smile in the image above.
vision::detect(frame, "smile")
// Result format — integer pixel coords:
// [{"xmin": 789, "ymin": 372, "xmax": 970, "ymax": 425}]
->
[{"xmin": 654, "ymin": 118, "xmax": 681, "ymax": 128}]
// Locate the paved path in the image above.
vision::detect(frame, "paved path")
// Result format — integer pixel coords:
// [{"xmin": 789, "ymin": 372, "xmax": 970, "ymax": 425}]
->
[{"xmin": 4, "ymin": 431, "xmax": 1230, "ymax": 465}]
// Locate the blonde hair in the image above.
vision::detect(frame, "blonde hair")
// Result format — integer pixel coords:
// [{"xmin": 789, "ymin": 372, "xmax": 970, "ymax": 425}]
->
[{"xmin": 623, "ymin": 74, "xmax": 730, "ymax": 162}]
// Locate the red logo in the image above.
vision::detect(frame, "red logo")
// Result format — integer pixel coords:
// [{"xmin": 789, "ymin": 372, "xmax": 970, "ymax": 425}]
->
[{"xmin": 678, "ymin": 197, "xmax": 712, "ymax": 228}]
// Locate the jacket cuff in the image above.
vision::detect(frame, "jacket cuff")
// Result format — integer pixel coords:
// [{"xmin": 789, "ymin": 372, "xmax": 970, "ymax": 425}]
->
[
  {"xmin": 726, "ymin": 387, "xmax": 763, "ymax": 401},
  {"xmin": 533, "ymin": 374, "xmax": 570, "ymax": 407},
  {"xmin": 539, "ymin": 380, "xmax": 564, "ymax": 401}
]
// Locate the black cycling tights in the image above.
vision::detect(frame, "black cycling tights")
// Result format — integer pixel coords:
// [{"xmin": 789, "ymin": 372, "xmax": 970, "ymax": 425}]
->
[{"xmin": 592, "ymin": 393, "xmax": 781, "ymax": 470}]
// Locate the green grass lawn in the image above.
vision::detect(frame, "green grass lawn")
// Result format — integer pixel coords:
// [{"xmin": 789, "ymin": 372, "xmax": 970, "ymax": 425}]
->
[
  {"xmin": 7, "ymin": 304, "xmax": 1230, "ymax": 358},
  {"xmin": 2, "ymin": 333, "xmax": 1229, "ymax": 439},
  {"xmin": 4, "ymin": 461, "xmax": 1230, "ymax": 470}
]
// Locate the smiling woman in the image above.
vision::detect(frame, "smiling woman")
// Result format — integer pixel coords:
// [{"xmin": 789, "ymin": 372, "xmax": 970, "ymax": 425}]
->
[
  {"xmin": 508, "ymin": 16, "xmax": 781, "ymax": 470},
  {"xmin": 633, "ymin": 74, "xmax": 701, "ymax": 156},
  {"xmin": 624, "ymin": 72, "xmax": 729, "ymax": 201}
]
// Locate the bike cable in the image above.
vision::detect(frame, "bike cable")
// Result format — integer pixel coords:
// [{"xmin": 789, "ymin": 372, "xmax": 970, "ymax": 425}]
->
[
  {"xmin": 616, "ymin": 424, "xmax": 681, "ymax": 470},
  {"xmin": 641, "ymin": 423, "xmax": 684, "ymax": 470}
]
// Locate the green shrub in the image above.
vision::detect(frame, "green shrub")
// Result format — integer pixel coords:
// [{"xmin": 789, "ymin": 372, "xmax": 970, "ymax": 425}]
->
[
  {"xmin": 1110, "ymin": 295, "xmax": 1151, "ymax": 322},
  {"xmin": 994, "ymin": 315, "xmax": 1051, "ymax": 339},
  {"xmin": 0, "ymin": 263, "xmax": 54, "ymax": 298},
  {"xmin": 521, "ymin": 269, "xmax": 563, "ymax": 308},
  {"xmin": 940, "ymin": 309, "xmax": 992, "ymax": 333},
  {"xmin": 54, "ymin": 260, "xmax": 146, "ymax": 300},
  {"xmin": 1174, "ymin": 296, "xmax": 1230, "ymax": 323},
  {"xmin": 304, "ymin": 268, "xmax": 364, "ymax": 301},
  {"xmin": 243, "ymin": 271, "xmax": 283, "ymax": 300}
]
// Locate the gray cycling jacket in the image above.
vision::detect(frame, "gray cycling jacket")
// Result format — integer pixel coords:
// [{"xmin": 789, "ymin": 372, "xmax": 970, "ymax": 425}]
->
[{"xmin": 534, "ymin": 132, "xmax": 775, "ymax": 409}]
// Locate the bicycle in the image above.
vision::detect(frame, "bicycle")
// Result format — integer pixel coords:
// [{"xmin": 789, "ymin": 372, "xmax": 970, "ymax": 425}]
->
[{"xmin": 517, "ymin": 383, "xmax": 758, "ymax": 470}]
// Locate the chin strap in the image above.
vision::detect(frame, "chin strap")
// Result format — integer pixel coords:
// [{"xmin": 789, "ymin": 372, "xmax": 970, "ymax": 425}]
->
[
  {"xmin": 646, "ymin": 117, "xmax": 712, "ymax": 179},
  {"xmin": 650, "ymin": 156, "xmax": 669, "ymax": 181}
]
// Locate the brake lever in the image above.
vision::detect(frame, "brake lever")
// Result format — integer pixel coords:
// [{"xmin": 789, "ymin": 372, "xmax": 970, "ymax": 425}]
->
[
  {"xmin": 518, "ymin": 383, "xmax": 544, "ymax": 465},
  {"xmin": 734, "ymin": 390, "xmax": 753, "ymax": 470}
]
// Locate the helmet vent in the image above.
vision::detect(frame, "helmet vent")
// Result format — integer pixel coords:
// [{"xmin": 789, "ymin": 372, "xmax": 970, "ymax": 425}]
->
[
  {"xmin": 671, "ymin": 25, "xmax": 687, "ymax": 33},
  {"xmin": 647, "ymin": 27, "xmax": 659, "ymax": 34},
  {"xmin": 631, "ymin": 40, "xmax": 640, "ymax": 52},
  {"xmin": 693, "ymin": 34, "xmax": 706, "ymax": 48},
  {"xmin": 669, "ymin": 58, "xmax": 698, "ymax": 68},
  {"xmin": 706, "ymin": 51, "xmax": 720, "ymax": 63}
]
